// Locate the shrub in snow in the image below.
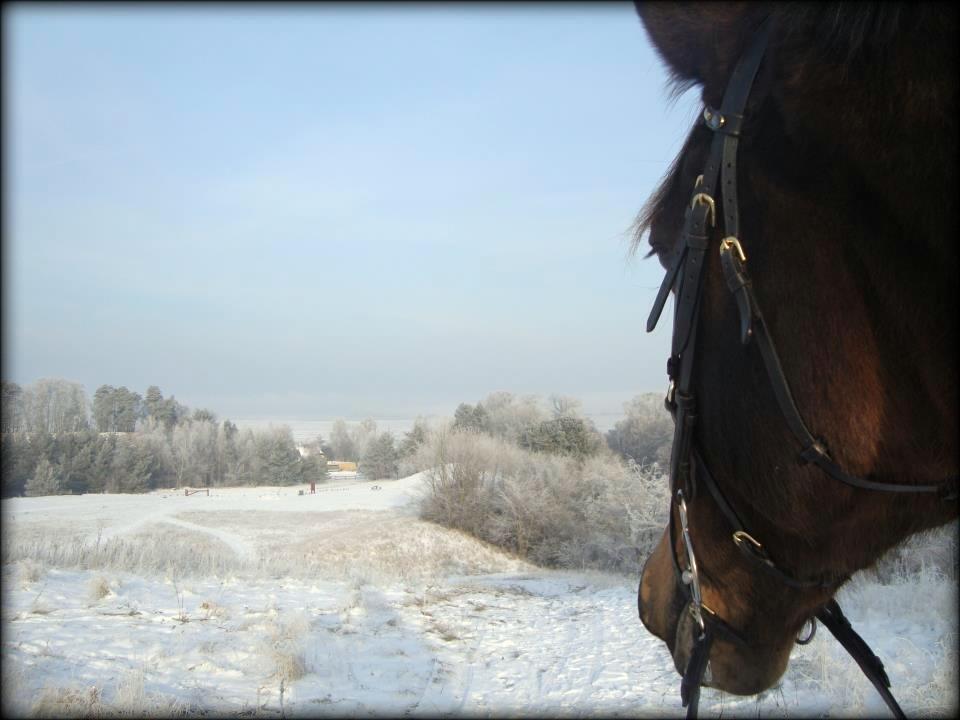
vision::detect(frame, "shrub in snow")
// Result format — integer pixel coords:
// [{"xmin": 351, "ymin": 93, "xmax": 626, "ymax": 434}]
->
[
  {"xmin": 418, "ymin": 428, "xmax": 670, "ymax": 574},
  {"xmin": 869, "ymin": 522, "xmax": 958, "ymax": 583},
  {"xmin": 86, "ymin": 575, "xmax": 111, "ymax": 603},
  {"xmin": 18, "ymin": 559, "xmax": 44, "ymax": 585}
]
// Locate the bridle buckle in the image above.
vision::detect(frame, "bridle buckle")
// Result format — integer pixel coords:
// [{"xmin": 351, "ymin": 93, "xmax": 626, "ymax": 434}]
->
[
  {"xmin": 720, "ymin": 236, "xmax": 747, "ymax": 262},
  {"xmin": 690, "ymin": 192, "xmax": 716, "ymax": 228}
]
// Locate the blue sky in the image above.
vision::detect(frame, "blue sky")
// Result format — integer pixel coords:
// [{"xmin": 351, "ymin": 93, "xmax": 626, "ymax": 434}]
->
[{"xmin": 4, "ymin": 3, "xmax": 701, "ymax": 422}]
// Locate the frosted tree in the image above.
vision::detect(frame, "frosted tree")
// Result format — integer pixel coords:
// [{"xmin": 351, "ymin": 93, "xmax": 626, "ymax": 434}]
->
[
  {"xmin": 360, "ymin": 432, "xmax": 398, "ymax": 480},
  {"xmin": 93, "ymin": 385, "xmax": 117, "ymax": 432},
  {"xmin": 549, "ymin": 394, "xmax": 582, "ymax": 419},
  {"xmin": 328, "ymin": 419, "xmax": 358, "ymax": 462},
  {"xmin": 2, "ymin": 381, "xmax": 24, "ymax": 433},
  {"xmin": 22, "ymin": 378, "xmax": 89, "ymax": 433},
  {"xmin": 25, "ymin": 457, "xmax": 60, "ymax": 496},
  {"xmin": 480, "ymin": 392, "xmax": 545, "ymax": 444},
  {"xmin": 605, "ymin": 393, "xmax": 673, "ymax": 466},
  {"xmin": 399, "ymin": 417, "xmax": 430, "ymax": 457},
  {"xmin": 352, "ymin": 418, "xmax": 379, "ymax": 461}
]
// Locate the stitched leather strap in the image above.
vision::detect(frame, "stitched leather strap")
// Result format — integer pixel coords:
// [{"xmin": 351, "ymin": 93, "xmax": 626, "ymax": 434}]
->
[{"xmin": 817, "ymin": 600, "xmax": 906, "ymax": 719}]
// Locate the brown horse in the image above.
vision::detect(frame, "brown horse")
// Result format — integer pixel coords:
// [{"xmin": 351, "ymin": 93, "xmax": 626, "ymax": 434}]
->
[{"xmin": 633, "ymin": 0, "xmax": 957, "ymax": 711}]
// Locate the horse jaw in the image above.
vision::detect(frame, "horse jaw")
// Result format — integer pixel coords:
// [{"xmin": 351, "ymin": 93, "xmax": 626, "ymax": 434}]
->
[{"xmin": 639, "ymin": 527, "xmax": 816, "ymax": 697}]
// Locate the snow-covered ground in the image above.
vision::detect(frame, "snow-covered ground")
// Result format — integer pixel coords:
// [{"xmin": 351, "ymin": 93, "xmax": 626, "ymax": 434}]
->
[{"xmin": 2, "ymin": 475, "xmax": 957, "ymax": 717}]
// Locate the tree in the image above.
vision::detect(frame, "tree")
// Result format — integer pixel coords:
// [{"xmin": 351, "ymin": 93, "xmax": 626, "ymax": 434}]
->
[
  {"xmin": 144, "ymin": 386, "xmax": 165, "ymax": 422},
  {"xmin": 2, "ymin": 382, "xmax": 24, "ymax": 433},
  {"xmin": 549, "ymin": 394, "xmax": 582, "ymax": 419},
  {"xmin": 328, "ymin": 419, "xmax": 357, "ymax": 462},
  {"xmin": 143, "ymin": 387, "xmax": 188, "ymax": 432},
  {"xmin": 25, "ymin": 457, "xmax": 60, "ymax": 496},
  {"xmin": 399, "ymin": 417, "xmax": 430, "ymax": 458},
  {"xmin": 360, "ymin": 432, "xmax": 398, "ymax": 480},
  {"xmin": 192, "ymin": 408, "xmax": 217, "ymax": 424},
  {"xmin": 477, "ymin": 392, "xmax": 543, "ymax": 443},
  {"xmin": 55, "ymin": 430, "xmax": 98, "ymax": 494},
  {"xmin": 22, "ymin": 378, "xmax": 89, "ymax": 433},
  {"xmin": 2, "ymin": 432, "xmax": 34, "ymax": 497},
  {"xmin": 300, "ymin": 453, "xmax": 330, "ymax": 485},
  {"xmin": 93, "ymin": 385, "xmax": 117, "ymax": 432},
  {"xmin": 114, "ymin": 387, "xmax": 142, "ymax": 432},
  {"xmin": 353, "ymin": 418, "xmax": 379, "ymax": 461},
  {"xmin": 89, "ymin": 433, "xmax": 117, "ymax": 493},
  {"xmin": 258, "ymin": 426, "xmax": 302, "ymax": 485},
  {"xmin": 453, "ymin": 403, "xmax": 488, "ymax": 434},
  {"xmin": 605, "ymin": 394, "xmax": 673, "ymax": 466},
  {"xmin": 521, "ymin": 417, "xmax": 603, "ymax": 458},
  {"xmin": 163, "ymin": 396, "xmax": 189, "ymax": 430}
]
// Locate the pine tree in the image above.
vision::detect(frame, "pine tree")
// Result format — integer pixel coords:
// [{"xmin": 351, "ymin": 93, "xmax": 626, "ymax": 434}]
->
[
  {"xmin": 360, "ymin": 432, "xmax": 399, "ymax": 480},
  {"xmin": 25, "ymin": 457, "xmax": 60, "ymax": 496}
]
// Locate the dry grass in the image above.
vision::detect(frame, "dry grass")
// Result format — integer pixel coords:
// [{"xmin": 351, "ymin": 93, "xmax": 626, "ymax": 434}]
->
[
  {"xmin": 18, "ymin": 559, "xmax": 44, "ymax": 585},
  {"xmin": 28, "ymin": 672, "xmax": 190, "ymax": 718},
  {"xmin": 256, "ymin": 611, "xmax": 312, "ymax": 683},
  {"xmin": 3, "ymin": 524, "xmax": 245, "ymax": 579},
  {"xmin": 86, "ymin": 575, "xmax": 111, "ymax": 604}
]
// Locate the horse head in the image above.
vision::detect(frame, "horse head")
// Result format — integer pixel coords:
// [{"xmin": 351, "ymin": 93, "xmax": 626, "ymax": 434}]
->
[{"xmin": 633, "ymin": 1, "xmax": 957, "ymax": 700}]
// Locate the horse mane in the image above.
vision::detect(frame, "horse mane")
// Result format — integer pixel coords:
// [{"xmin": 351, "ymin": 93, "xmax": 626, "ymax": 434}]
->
[
  {"xmin": 776, "ymin": 2, "xmax": 919, "ymax": 63},
  {"xmin": 631, "ymin": 1, "xmax": 950, "ymax": 256}
]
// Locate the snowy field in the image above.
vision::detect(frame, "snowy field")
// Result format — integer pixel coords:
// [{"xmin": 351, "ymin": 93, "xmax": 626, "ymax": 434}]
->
[{"xmin": 2, "ymin": 475, "xmax": 957, "ymax": 718}]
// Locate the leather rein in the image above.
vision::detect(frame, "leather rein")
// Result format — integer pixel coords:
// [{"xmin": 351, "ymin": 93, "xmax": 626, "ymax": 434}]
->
[{"xmin": 644, "ymin": 21, "xmax": 957, "ymax": 720}]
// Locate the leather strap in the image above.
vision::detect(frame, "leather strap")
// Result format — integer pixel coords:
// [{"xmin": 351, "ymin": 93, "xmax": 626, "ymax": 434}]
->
[
  {"xmin": 681, "ymin": 628, "xmax": 713, "ymax": 719},
  {"xmin": 817, "ymin": 600, "xmax": 907, "ymax": 719},
  {"xmin": 719, "ymin": 244, "xmax": 954, "ymax": 497}
]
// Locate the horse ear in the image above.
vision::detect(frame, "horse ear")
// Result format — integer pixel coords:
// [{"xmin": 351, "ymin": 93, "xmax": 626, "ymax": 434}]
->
[{"xmin": 635, "ymin": 2, "xmax": 764, "ymax": 93}]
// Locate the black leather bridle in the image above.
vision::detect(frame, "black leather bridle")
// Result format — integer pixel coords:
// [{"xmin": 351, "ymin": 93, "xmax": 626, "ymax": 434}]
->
[{"xmin": 644, "ymin": 20, "xmax": 958, "ymax": 720}]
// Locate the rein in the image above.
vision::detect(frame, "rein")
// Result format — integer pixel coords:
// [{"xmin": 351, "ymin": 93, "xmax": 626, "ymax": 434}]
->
[{"xmin": 644, "ymin": 19, "xmax": 956, "ymax": 720}]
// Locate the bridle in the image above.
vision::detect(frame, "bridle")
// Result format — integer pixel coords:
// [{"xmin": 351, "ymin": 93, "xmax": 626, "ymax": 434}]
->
[{"xmin": 643, "ymin": 20, "xmax": 958, "ymax": 720}]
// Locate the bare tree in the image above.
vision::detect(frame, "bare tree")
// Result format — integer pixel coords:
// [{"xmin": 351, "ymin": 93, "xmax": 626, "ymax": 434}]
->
[{"xmin": 22, "ymin": 378, "xmax": 89, "ymax": 434}]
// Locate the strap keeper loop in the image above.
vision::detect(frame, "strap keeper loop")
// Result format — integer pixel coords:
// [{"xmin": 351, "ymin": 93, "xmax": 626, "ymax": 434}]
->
[
  {"xmin": 799, "ymin": 439, "xmax": 829, "ymax": 465},
  {"xmin": 676, "ymin": 391, "xmax": 696, "ymax": 411},
  {"xmin": 667, "ymin": 356, "xmax": 680, "ymax": 380}
]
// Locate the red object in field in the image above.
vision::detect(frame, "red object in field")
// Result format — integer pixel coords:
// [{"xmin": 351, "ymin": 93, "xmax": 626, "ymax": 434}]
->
[{"xmin": 310, "ymin": 482, "xmax": 316, "ymax": 494}]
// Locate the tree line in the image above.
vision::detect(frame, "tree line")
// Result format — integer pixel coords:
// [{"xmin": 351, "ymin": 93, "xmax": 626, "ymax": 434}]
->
[
  {"xmin": 1, "ymin": 379, "xmax": 327, "ymax": 497},
  {"xmin": 1, "ymin": 379, "xmax": 673, "ymax": 498},
  {"xmin": 448, "ymin": 390, "xmax": 672, "ymax": 466}
]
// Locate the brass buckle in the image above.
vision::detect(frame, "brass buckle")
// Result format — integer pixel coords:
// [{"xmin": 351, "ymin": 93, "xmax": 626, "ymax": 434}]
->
[
  {"xmin": 690, "ymin": 193, "xmax": 716, "ymax": 228},
  {"xmin": 720, "ymin": 236, "xmax": 747, "ymax": 262},
  {"xmin": 732, "ymin": 530, "xmax": 763, "ymax": 551}
]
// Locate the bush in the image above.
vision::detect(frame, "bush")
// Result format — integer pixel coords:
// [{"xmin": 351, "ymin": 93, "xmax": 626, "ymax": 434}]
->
[{"xmin": 417, "ymin": 428, "xmax": 669, "ymax": 575}]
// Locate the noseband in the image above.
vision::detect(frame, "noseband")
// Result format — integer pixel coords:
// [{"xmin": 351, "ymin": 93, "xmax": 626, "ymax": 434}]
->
[{"xmin": 644, "ymin": 20, "xmax": 957, "ymax": 720}]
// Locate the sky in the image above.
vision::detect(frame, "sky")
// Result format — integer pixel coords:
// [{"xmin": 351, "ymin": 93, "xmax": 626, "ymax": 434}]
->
[{"xmin": 4, "ymin": 2, "xmax": 701, "ymax": 423}]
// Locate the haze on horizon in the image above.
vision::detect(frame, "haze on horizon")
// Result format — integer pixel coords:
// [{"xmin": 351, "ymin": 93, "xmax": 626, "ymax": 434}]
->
[{"xmin": 5, "ymin": 4, "xmax": 698, "ymax": 422}]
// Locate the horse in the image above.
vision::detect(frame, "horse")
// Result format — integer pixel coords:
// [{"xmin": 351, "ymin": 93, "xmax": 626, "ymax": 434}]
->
[{"xmin": 631, "ymin": 2, "xmax": 957, "ymax": 716}]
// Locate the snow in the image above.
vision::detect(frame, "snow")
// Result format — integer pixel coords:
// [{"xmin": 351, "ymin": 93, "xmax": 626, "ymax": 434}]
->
[{"xmin": 3, "ymin": 476, "xmax": 957, "ymax": 717}]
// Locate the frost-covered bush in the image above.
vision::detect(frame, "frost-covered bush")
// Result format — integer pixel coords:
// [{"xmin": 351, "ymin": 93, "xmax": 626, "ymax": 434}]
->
[
  {"xmin": 868, "ymin": 521, "xmax": 958, "ymax": 583},
  {"xmin": 418, "ymin": 428, "xmax": 670, "ymax": 575}
]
